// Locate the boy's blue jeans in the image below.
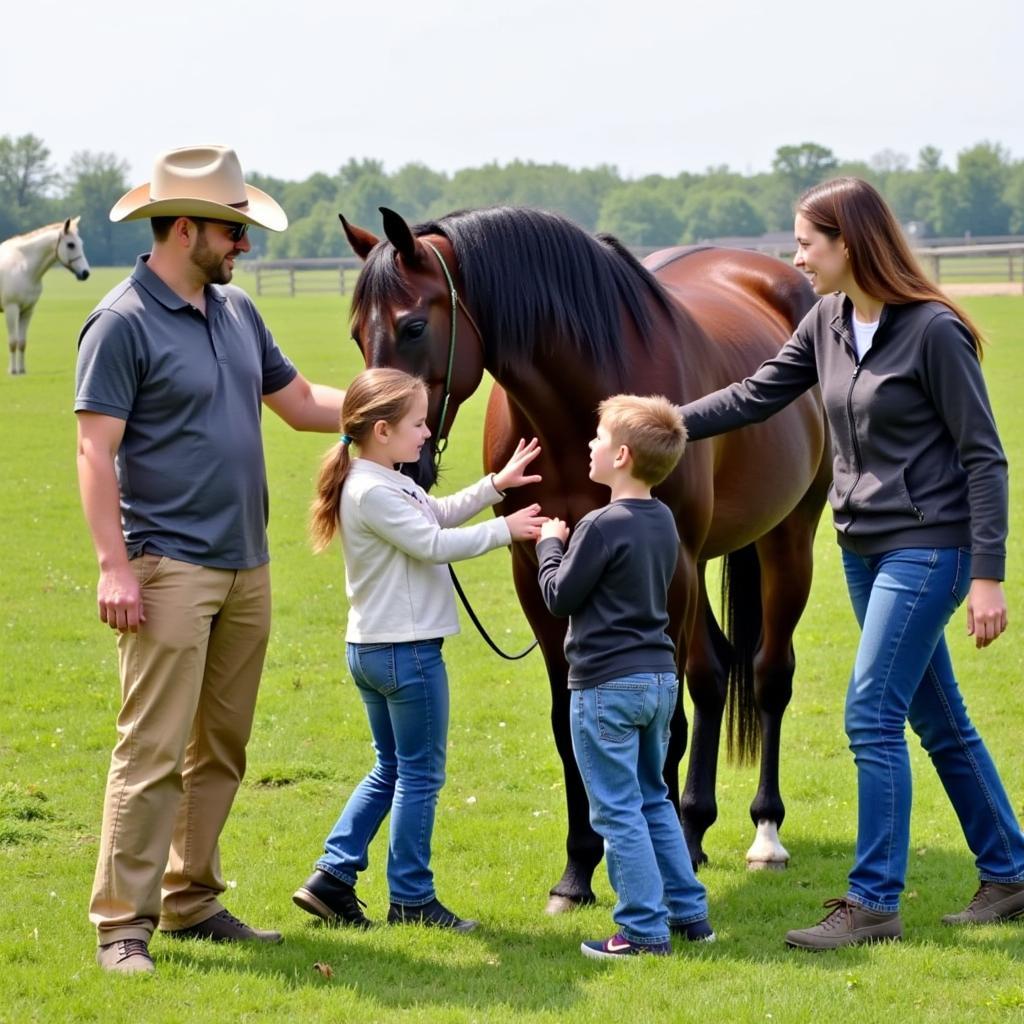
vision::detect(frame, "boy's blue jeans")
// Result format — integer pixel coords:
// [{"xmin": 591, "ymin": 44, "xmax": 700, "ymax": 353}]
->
[
  {"xmin": 570, "ymin": 672, "xmax": 708, "ymax": 944},
  {"xmin": 842, "ymin": 547, "xmax": 1024, "ymax": 913},
  {"xmin": 316, "ymin": 640, "xmax": 448, "ymax": 906}
]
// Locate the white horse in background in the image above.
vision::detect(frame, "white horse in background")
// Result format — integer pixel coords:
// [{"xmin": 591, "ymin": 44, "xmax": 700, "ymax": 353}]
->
[{"xmin": 0, "ymin": 217, "xmax": 91, "ymax": 374}]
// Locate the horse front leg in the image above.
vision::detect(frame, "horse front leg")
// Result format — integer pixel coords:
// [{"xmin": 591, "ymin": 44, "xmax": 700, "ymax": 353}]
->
[
  {"xmin": 544, "ymin": 670, "xmax": 602, "ymax": 913},
  {"xmin": 509, "ymin": 552, "xmax": 600, "ymax": 913},
  {"xmin": 4, "ymin": 305, "xmax": 22, "ymax": 375},
  {"xmin": 13, "ymin": 303, "xmax": 32, "ymax": 375},
  {"xmin": 680, "ymin": 572, "xmax": 730, "ymax": 869}
]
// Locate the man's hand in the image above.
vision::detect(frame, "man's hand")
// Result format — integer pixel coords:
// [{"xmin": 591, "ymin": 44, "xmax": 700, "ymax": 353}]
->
[{"xmin": 97, "ymin": 563, "xmax": 145, "ymax": 632}]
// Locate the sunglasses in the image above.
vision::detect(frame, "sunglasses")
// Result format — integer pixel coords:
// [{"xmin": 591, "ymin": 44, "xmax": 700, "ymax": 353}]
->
[{"xmin": 194, "ymin": 218, "xmax": 249, "ymax": 243}]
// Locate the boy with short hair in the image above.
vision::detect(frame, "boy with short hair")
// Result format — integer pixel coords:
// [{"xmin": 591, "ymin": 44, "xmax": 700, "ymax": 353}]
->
[{"xmin": 536, "ymin": 394, "xmax": 713, "ymax": 959}]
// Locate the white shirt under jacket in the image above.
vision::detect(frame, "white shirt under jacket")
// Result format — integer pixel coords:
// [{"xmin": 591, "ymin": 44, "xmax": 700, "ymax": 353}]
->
[{"xmin": 340, "ymin": 458, "xmax": 512, "ymax": 643}]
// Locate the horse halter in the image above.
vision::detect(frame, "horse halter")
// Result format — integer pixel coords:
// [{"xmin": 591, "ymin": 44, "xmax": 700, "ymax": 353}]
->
[
  {"xmin": 421, "ymin": 240, "xmax": 537, "ymax": 662},
  {"xmin": 422, "ymin": 240, "xmax": 484, "ymax": 473}
]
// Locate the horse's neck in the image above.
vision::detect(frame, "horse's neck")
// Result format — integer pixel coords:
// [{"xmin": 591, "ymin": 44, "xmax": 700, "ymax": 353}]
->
[
  {"xmin": 12, "ymin": 228, "xmax": 60, "ymax": 277},
  {"xmin": 493, "ymin": 359, "xmax": 605, "ymax": 443}
]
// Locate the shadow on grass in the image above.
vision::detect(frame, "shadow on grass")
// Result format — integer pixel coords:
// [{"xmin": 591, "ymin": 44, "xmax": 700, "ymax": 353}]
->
[
  {"xmin": 145, "ymin": 837, "xmax": 1023, "ymax": 1014},
  {"xmin": 155, "ymin": 922, "xmax": 600, "ymax": 1014}
]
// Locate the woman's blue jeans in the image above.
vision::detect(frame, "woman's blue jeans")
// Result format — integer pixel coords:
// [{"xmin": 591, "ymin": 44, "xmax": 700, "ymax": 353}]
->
[
  {"xmin": 316, "ymin": 640, "xmax": 448, "ymax": 906},
  {"xmin": 570, "ymin": 672, "xmax": 709, "ymax": 944},
  {"xmin": 842, "ymin": 547, "xmax": 1024, "ymax": 913}
]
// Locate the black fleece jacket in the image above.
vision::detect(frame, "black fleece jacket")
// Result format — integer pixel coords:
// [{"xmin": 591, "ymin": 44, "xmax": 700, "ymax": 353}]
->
[{"xmin": 681, "ymin": 294, "xmax": 1008, "ymax": 580}]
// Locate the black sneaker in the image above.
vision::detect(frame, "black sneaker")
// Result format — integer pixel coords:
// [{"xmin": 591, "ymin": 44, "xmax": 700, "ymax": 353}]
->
[
  {"xmin": 670, "ymin": 918, "xmax": 716, "ymax": 942},
  {"xmin": 293, "ymin": 870, "xmax": 373, "ymax": 928},
  {"xmin": 387, "ymin": 897, "xmax": 478, "ymax": 932}
]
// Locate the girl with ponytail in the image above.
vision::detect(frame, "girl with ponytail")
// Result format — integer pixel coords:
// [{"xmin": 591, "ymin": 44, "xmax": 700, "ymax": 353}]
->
[{"xmin": 296, "ymin": 367, "xmax": 547, "ymax": 931}]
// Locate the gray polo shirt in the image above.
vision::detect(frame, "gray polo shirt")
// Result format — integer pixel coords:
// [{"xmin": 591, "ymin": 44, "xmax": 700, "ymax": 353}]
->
[{"xmin": 75, "ymin": 255, "xmax": 297, "ymax": 569}]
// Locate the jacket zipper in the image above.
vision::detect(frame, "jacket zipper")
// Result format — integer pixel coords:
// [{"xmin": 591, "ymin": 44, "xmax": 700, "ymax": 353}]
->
[
  {"xmin": 842, "ymin": 349, "xmax": 926, "ymax": 525},
  {"xmin": 842, "ymin": 363, "xmax": 863, "ymax": 523}
]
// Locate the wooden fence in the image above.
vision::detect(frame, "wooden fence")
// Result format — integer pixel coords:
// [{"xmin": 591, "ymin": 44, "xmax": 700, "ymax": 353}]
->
[
  {"xmin": 242, "ymin": 258, "xmax": 363, "ymax": 297},
  {"xmin": 243, "ymin": 242, "xmax": 1024, "ymax": 297}
]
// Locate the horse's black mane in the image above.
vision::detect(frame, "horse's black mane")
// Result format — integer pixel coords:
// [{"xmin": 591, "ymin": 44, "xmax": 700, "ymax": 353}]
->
[{"xmin": 352, "ymin": 206, "xmax": 680, "ymax": 373}]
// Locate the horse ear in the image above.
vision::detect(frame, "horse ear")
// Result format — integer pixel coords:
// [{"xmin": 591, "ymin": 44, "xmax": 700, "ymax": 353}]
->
[
  {"xmin": 63, "ymin": 217, "xmax": 72, "ymax": 233},
  {"xmin": 379, "ymin": 207, "xmax": 419, "ymax": 265},
  {"xmin": 339, "ymin": 215, "xmax": 379, "ymax": 261}
]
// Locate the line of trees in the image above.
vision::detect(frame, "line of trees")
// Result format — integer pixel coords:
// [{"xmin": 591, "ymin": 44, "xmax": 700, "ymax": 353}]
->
[{"xmin": 4, "ymin": 134, "xmax": 1024, "ymax": 265}]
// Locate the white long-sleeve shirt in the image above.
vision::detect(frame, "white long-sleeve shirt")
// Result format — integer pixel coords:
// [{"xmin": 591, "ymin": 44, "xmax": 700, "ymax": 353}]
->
[{"xmin": 339, "ymin": 459, "xmax": 512, "ymax": 642}]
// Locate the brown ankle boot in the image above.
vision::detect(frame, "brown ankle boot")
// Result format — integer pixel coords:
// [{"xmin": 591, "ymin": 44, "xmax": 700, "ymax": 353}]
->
[
  {"xmin": 785, "ymin": 897, "xmax": 902, "ymax": 950},
  {"xmin": 942, "ymin": 881, "xmax": 1024, "ymax": 925}
]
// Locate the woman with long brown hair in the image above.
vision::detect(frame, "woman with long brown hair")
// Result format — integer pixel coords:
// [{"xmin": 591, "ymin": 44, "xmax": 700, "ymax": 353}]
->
[{"xmin": 682, "ymin": 176, "xmax": 1024, "ymax": 949}]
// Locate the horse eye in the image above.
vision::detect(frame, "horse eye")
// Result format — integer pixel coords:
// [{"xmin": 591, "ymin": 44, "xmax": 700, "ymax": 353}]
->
[
  {"xmin": 401, "ymin": 320, "xmax": 427, "ymax": 341},
  {"xmin": 67, "ymin": 242, "xmax": 76, "ymax": 249}
]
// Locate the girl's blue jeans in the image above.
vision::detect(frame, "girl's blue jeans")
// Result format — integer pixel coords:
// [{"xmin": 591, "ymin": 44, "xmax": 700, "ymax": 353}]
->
[
  {"xmin": 316, "ymin": 639, "xmax": 448, "ymax": 906},
  {"xmin": 570, "ymin": 672, "xmax": 708, "ymax": 944},
  {"xmin": 842, "ymin": 546, "xmax": 1024, "ymax": 913}
]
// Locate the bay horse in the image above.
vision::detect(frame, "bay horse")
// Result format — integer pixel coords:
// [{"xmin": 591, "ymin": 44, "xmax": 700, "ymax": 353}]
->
[
  {"xmin": 0, "ymin": 217, "xmax": 91, "ymax": 374},
  {"xmin": 341, "ymin": 205, "xmax": 830, "ymax": 912}
]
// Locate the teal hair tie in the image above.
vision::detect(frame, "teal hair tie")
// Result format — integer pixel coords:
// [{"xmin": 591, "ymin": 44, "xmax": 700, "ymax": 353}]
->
[{"xmin": 340, "ymin": 434, "xmax": 353, "ymax": 446}]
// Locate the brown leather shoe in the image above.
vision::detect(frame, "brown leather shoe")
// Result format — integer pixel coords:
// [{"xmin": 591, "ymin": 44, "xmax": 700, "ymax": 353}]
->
[
  {"xmin": 785, "ymin": 898, "xmax": 902, "ymax": 950},
  {"xmin": 162, "ymin": 908, "xmax": 283, "ymax": 944},
  {"xmin": 97, "ymin": 938, "xmax": 155, "ymax": 974},
  {"xmin": 942, "ymin": 881, "xmax": 1024, "ymax": 925}
]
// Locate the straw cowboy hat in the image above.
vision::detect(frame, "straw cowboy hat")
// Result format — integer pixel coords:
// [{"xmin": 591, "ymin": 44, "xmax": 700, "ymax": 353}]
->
[{"xmin": 110, "ymin": 145, "xmax": 288, "ymax": 231}]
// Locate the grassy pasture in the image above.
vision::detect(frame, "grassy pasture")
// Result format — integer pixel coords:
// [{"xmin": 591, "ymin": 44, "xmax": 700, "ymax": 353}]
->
[{"xmin": 1, "ymin": 266, "xmax": 1023, "ymax": 1023}]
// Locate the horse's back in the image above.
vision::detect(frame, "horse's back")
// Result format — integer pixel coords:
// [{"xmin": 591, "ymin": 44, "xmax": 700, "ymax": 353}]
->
[
  {"xmin": 645, "ymin": 247, "xmax": 826, "ymax": 557},
  {"xmin": 648, "ymin": 247, "xmax": 813, "ymax": 350}
]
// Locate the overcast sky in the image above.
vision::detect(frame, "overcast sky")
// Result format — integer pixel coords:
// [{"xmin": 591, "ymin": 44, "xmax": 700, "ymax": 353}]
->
[{"xmin": 4, "ymin": 0, "xmax": 1021, "ymax": 186}]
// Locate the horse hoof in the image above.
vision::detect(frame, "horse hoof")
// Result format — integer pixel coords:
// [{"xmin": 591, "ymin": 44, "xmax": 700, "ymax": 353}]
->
[
  {"xmin": 746, "ymin": 859, "xmax": 788, "ymax": 872},
  {"xmin": 544, "ymin": 894, "xmax": 588, "ymax": 915}
]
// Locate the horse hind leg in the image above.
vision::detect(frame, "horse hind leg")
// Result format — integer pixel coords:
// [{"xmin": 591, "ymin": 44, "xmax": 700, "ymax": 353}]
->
[{"xmin": 744, "ymin": 510, "xmax": 819, "ymax": 871}]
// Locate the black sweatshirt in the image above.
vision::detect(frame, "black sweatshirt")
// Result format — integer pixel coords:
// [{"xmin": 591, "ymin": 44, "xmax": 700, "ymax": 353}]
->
[
  {"xmin": 537, "ymin": 499, "xmax": 679, "ymax": 689},
  {"xmin": 681, "ymin": 294, "xmax": 1008, "ymax": 580}
]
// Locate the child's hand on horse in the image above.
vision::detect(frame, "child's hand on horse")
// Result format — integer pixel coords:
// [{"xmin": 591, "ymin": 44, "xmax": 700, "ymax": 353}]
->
[
  {"xmin": 493, "ymin": 437, "xmax": 542, "ymax": 492},
  {"xmin": 505, "ymin": 504, "xmax": 547, "ymax": 541},
  {"xmin": 538, "ymin": 517, "xmax": 570, "ymax": 544}
]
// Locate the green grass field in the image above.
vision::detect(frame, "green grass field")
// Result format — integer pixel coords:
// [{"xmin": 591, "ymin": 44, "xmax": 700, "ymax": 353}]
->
[{"xmin": 2, "ymin": 267, "xmax": 1023, "ymax": 1023}]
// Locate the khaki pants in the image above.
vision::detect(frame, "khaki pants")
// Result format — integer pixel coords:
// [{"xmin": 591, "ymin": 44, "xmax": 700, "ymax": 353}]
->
[{"xmin": 89, "ymin": 555, "xmax": 271, "ymax": 943}]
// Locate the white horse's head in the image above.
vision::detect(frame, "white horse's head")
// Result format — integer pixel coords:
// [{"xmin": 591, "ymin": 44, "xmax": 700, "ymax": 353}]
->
[{"xmin": 57, "ymin": 217, "xmax": 91, "ymax": 280}]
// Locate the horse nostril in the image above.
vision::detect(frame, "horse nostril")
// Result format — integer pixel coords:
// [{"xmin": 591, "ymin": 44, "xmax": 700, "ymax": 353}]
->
[{"xmin": 80, "ymin": 270, "xmax": 90, "ymax": 280}]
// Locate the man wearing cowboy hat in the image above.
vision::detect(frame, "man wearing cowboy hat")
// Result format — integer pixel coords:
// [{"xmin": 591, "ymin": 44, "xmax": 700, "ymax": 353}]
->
[{"xmin": 75, "ymin": 145, "xmax": 345, "ymax": 974}]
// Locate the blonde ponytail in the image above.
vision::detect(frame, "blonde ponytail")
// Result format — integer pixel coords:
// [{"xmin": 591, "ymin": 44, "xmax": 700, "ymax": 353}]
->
[{"xmin": 310, "ymin": 440, "xmax": 352, "ymax": 551}]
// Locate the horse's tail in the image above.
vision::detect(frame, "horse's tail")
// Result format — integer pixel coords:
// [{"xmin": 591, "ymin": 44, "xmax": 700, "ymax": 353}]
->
[{"xmin": 721, "ymin": 543, "xmax": 762, "ymax": 765}]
